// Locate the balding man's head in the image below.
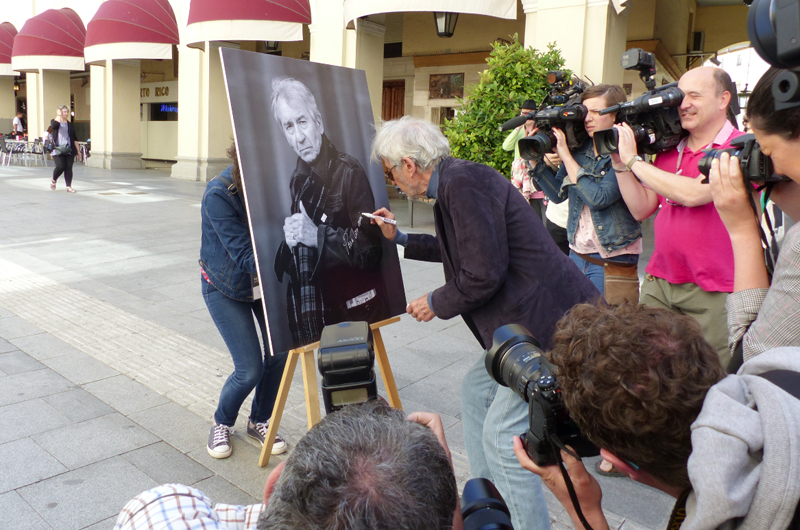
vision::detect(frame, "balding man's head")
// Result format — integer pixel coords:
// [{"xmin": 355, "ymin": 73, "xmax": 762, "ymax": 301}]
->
[{"xmin": 677, "ymin": 67, "xmax": 733, "ymax": 134}]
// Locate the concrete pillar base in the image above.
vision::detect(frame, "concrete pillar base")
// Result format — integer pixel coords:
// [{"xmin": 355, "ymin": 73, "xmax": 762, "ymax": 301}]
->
[
  {"xmin": 87, "ymin": 151, "xmax": 146, "ymax": 170},
  {"xmin": 170, "ymin": 156, "xmax": 229, "ymax": 182}
]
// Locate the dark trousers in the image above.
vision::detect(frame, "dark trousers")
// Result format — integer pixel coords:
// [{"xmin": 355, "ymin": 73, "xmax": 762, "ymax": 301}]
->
[
  {"xmin": 528, "ymin": 198, "xmax": 544, "ymax": 221},
  {"xmin": 545, "ymin": 217, "xmax": 570, "ymax": 256},
  {"xmin": 202, "ymin": 279, "xmax": 288, "ymax": 426},
  {"xmin": 52, "ymin": 155, "xmax": 74, "ymax": 187}
]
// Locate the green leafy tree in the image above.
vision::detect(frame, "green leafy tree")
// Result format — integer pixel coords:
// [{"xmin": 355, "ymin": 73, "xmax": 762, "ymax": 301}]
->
[{"xmin": 443, "ymin": 37, "xmax": 568, "ymax": 178}]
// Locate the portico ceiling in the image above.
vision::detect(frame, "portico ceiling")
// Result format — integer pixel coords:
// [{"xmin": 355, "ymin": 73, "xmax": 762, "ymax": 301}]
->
[{"xmin": 343, "ymin": 0, "xmax": 517, "ymax": 26}]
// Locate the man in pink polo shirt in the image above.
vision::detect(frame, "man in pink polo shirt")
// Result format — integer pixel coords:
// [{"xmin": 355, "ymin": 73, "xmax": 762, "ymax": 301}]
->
[{"xmin": 611, "ymin": 67, "xmax": 743, "ymax": 365}]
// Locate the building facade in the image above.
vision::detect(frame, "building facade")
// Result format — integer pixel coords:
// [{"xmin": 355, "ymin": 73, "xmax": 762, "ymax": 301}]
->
[{"xmin": 0, "ymin": 0, "xmax": 749, "ymax": 181}]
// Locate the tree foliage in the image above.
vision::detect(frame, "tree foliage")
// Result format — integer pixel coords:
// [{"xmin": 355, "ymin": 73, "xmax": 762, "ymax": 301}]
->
[{"xmin": 443, "ymin": 37, "xmax": 569, "ymax": 177}]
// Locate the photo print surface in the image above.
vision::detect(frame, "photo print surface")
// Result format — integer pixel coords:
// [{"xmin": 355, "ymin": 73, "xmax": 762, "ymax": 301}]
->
[{"xmin": 221, "ymin": 48, "xmax": 406, "ymax": 355}]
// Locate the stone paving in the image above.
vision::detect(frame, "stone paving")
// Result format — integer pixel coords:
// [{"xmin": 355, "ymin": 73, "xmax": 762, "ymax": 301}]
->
[{"xmin": 0, "ymin": 162, "xmax": 672, "ymax": 529}]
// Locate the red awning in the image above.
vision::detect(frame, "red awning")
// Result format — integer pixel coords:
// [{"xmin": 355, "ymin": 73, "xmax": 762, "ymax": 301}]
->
[
  {"xmin": 85, "ymin": 0, "xmax": 179, "ymax": 65},
  {"xmin": 184, "ymin": 0, "xmax": 311, "ymax": 48},
  {"xmin": 0, "ymin": 22, "xmax": 17, "ymax": 76},
  {"xmin": 12, "ymin": 9, "xmax": 86, "ymax": 72}
]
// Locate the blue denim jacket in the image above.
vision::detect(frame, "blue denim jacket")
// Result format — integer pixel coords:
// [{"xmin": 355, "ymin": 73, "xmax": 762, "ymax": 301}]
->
[
  {"xmin": 530, "ymin": 139, "xmax": 641, "ymax": 253},
  {"xmin": 199, "ymin": 166, "xmax": 256, "ymax": 301}
]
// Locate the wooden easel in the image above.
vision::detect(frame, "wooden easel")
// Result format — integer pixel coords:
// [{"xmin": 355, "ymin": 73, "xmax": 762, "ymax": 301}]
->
[{"xmin": 258, "ymin": 316, "xmax": 402, "ymax": 467}]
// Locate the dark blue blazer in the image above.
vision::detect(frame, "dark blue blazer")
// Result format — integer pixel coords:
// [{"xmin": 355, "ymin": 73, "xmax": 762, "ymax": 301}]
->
[{"xmin": 405, "ymin": 157, "xmax": 599, "ymax": 350}]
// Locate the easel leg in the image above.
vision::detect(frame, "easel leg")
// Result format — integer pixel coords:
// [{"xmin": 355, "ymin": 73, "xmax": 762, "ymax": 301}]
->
[
  {"xmin": 300, "ymin": 349, "xmax": 322, "ymax": 429},
  {"xmin": 373, "ymin": 327, "xmax": 402, "ymax": 409},
  {"xmin": 259, "ymin": 349, "xmax": 300, "ymax": 468}
]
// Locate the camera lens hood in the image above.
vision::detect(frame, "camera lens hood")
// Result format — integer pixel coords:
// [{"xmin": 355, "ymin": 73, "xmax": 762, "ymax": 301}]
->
[{"xmin": 485, "ymin": 324, "xmax": 540, "ymax": 387}]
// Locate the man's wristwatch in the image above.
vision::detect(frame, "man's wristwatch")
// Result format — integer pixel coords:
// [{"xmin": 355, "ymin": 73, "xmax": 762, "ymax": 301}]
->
[{"xmin": 626, "ymin": 155, "xmax": 644, "ymax": 171}]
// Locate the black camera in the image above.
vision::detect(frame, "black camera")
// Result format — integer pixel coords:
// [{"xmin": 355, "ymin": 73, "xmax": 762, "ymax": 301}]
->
[
  {"xmin": 461, "ymin": 478, "xmax": 513, "ymax": 530},
  {"xmin": 593, "ymin": 48, "xmax": 687, "ymax": 156},
  {"xmin": 697, "ymin": 133, "xmax": 791, "ymax": 183},
  {"xmin": 318, "ymin": 321, "xmax": 377, "ymax": 414},
  {"xmin": 485, "ymin": 325, "xmax": 598, "ymax": 467},
  {"xmin": 748, "ymin": 0, "xmax": 800, "ymax": 110},
  {"xmin": 499, "ymin": 72, "xmax": 588, "ymax": 161}
]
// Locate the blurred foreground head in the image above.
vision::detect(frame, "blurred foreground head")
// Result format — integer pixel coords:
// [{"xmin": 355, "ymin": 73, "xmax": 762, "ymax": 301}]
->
[
  {"xmin": 549, "ymin": 302, "xmax": 725, "ymax": 489},
  {"xmin": 257, "ymin": 400, "xmax": 458, "ymax": 530}
]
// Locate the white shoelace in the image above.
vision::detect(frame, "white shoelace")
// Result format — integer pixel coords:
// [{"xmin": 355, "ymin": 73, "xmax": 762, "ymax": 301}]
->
[{"xmin": 212, "ymin": 424, "xmax": 233, "ymax": 445}]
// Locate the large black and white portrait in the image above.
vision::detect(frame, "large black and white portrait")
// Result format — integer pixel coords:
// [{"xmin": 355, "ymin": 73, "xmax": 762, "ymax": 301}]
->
[{"xmin": 220, "ymin": 48, "xmax": 406, "ymax": 354}]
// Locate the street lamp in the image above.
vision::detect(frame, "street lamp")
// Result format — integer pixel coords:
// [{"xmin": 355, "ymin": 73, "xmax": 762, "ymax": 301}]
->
[
  {"xmin": 433, "ymin": 12, "xmax": 458, "ymax": 38},
  {"xmin": 265, "ymin": 41, "xmax": 279, "ymax": 52}
]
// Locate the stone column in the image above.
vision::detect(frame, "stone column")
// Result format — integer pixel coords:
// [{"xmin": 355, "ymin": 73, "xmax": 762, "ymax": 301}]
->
[
  {"xmin": 309, "ymin": 2, "xmax": 347, "ymax": 66},
  {"xmin": 0, "ymin": 77, "xmax": 15, "ymax": 134},
  {"xmin": 352, "ymin": 19, "xmax": 386, "ymax": 125},
  {"xmin": 25, "ymin": 69, "xmax": 70, "ymax": 140},
  {"xmin": 88, "ymin": 60, "xmax": 145, "ymax": 169},
  {"xmin": 523, "ymin": 0, "xmax": 630, "ymax": 85},
  {"xmin": 170, "ymin": 42, "xmax": 234, "ymax": 182}
]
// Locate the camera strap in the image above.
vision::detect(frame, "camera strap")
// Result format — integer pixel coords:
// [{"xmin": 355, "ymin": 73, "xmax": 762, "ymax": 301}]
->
[{"xmin": 550, "ymin": 436, "xmax": 596, "ymax": 530}]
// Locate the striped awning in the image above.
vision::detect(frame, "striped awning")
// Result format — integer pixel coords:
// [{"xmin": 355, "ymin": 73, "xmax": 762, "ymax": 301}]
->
[
  {"xmin": 85, "ymin": 0, "xmax": 180, "ymax": 65},
  {"xmin": 184, "ymin": 0, "xmax": 311, "ymax": 48},
  {"xmin": 11, "ymin": 9, "xmax": 86, "ymax": 72},
  {"xmin": 0, "ymin": 22, "xmax": 17, "ymax": 76},
  {"xmin": 344, "ymin": 0, "xmax": 517, "ymax": 25}
]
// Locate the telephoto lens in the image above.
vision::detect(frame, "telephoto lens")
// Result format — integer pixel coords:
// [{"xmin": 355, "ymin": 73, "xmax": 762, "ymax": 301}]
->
[
  {"xmin": 518, "ymin": 132, "xmax": 554, "ymax": 162},
  {"xmin": 484, "ymin": 324, "xmax": 546, "ymax": 400},
  {"xmin": 461, "ymin": 478, "xmax": 513, "ymax": 530}
]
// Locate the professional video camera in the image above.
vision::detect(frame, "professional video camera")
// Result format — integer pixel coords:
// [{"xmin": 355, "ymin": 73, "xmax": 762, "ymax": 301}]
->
[
  {"xmin": 698, "ymin": 133, "xmax": 791, "ymax": 183},
  {"xmin": 461, "ymin": 478, "xmax": 513, "ymax": 530},
  {"xmin": 318, "ymin": 321, "xmax": 377, "ymax": 414},
  {"xmin": 747, "ymin": 0, "xmax": 800, "ymax": 109},
  {"xmin": 485, "ymin": 324, "xmax": 598, "ymax": 467},
  {"xmin": 498, "ymin": 71, "xmax": 588, "ymax": 161},
  {"xmin": 593, "ymin": 48, "xmax": 686, "ymax": 156}
]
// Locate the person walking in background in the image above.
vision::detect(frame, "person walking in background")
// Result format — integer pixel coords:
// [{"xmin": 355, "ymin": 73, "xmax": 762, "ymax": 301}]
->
[
  {"xmin": 200, "ymin": 143, "xmax": 288, "ymax": 460},
  {"xmin": 12, "ymin": 111, "xmax": 24, "ymax": 139},
  {"xmin": 503, "ymin": 99, "xmax": 546, "ymax": 219},
  {"xmin": 49, "ymin": 105, "xmax": 80, "ymax": 193}
]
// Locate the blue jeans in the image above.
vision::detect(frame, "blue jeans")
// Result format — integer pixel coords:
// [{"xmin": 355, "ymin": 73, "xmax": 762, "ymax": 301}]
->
[
  {"xmin": 202, "ymin": 280, "xmax": 287, "ymax": 427},
  {"xmin": 462, "ymin": 354, "xmax": 550, "ymax": 530},
  {"xmin": 569, "ymin": 250, "xmax": 639, "ymax": 296}
]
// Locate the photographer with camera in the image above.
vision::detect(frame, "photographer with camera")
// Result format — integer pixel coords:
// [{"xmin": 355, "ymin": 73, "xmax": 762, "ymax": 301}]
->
[
  {"xmin": 708, "ymin": 66, "xmax": 800, "ymax": 364},
  {"xmin": 513, "ymin": 302, "xmax": 800, "ymax": 530},
  {"xmin": 503, "ymin": 99, "xmax": 547, "ymax": 218},
  {"xmin": 613, "ymin": 66, "xmax": 743, "ymax": 364},
  {"xmin": 529, "ymin": 84, "xmax": 643, "ymax": 306}
]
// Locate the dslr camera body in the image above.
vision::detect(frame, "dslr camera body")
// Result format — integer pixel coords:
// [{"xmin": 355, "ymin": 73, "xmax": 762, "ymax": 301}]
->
[
  {"xmin": 594, "ymin": 48, "xmax": 686, "ymax": 156},
  {"xmin": 698, "ymin": 132, "xmax": 790, "ymax": 183},
  {"xmin": 499, "ymin": 71, "xmax": 588, "ymax": 161},
  {"xmin": 485, "ymin": 324, "xmax": 598, "ymax": 466}
]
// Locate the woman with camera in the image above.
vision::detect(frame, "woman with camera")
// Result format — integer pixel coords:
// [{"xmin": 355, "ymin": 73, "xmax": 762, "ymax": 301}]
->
[
  {"xmin": 709, "ymin": 66, "xmax": 800, "ymax": 366},
  {"xmin": 529, "ymin": 84, "xmax": 643, "ymax": 306}
]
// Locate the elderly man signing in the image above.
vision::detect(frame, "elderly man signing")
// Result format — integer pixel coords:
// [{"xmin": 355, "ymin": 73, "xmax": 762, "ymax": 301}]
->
[{"xmin": 369, "ymin": 116, "xmax": 598, "ymax": 530}]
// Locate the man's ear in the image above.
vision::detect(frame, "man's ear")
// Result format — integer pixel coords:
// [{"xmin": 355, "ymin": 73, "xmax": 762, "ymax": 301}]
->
[
  {"xmin": 720, "ymin": 90, "xmax": 732, "ymax": 111},
  {"xmin": 263, "ymin": 461, "xmax": 286, "ymax": 505},
  {"xmin": 599, "ymin": 449, "xmax": 642, "ymax": 480},
  {"xmin": 401, "ymin": 156, "xmax": 417, "ymax": 177}
]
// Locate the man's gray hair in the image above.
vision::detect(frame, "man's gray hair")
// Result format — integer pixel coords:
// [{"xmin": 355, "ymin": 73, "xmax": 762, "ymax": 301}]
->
[
  {"xmin": 257, "ymin": 401, "xmax": 458, "ymax": 530},
  {"xmin": 371, "ymin": 116, "xmax": 451, "ymax": 171},
  {"xmin": 270, "ymin": 77, "xmax": 322, "ymax": 125}
]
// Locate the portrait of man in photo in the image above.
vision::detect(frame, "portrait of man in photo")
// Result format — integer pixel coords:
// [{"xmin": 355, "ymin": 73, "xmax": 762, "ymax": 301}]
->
[{"xmin": 221, "ymin": 49, "xmax": 405, "ymax": 354}]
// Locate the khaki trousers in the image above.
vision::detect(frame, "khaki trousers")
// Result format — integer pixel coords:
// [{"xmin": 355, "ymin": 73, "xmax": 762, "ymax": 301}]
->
[{"xmin": 640, "ymin": 274, "xmax": 730, "ymax": 367}]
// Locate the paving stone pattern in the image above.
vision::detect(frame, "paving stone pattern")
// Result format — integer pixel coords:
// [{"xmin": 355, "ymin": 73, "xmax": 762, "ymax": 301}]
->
[{"xmin": 0, "ymin": 164, "xmax": 671, "ymax": 529}]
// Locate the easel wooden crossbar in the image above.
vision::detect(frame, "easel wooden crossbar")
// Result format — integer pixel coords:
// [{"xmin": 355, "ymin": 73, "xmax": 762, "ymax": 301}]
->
[{"xmin": 258, "ymin": 316, "xmax": 402, "ymax": 467}]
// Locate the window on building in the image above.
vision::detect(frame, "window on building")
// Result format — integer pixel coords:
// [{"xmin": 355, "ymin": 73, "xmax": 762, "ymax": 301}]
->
[{"xmin": 150, "ymin": 102, "xmax": 178, "ymax": 121}]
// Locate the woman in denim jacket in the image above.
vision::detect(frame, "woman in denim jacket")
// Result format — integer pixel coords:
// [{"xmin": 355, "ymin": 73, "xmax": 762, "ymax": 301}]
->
[
  {"xmin": 199, "ymin": 144, "xmax": 287, "ymax": 459},
  {"xmin": 530, "ymin": 84, "xmax": 642, "ymax": 297}
]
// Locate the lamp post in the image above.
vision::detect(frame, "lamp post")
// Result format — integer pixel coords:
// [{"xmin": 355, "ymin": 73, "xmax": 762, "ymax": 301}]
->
[
  {"xmin": 265, "ymin": 41, "xmax": 279, "ymax": 52},
  {"xmin": 433, "ymin": 12, "xmax": 458, "ymax": 38}
]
